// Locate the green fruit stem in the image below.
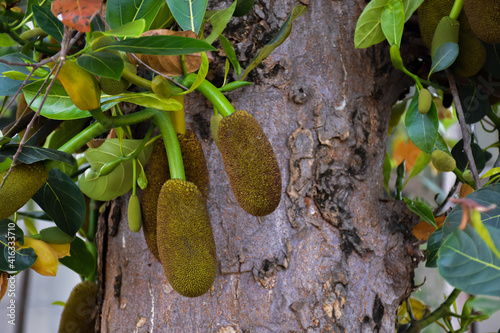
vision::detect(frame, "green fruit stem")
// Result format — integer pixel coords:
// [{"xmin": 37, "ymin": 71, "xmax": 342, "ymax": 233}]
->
[
  {"xmin": 449, "ymin": 0, "xmax": 464, "ymax": 21},
  {"xmin": 59, "ymin": 108, "xmax": 158, "ymax": 154},
  {"xmin": 389, "ymin": 46, "xmax": 423, "ymax": 90},
  {"xmin": 152, "ymin": 110, "xmax": 185, "ymax": 181},
  {"xmin": 121, "ymin": 67, "xmax": 152, "ymax": 91},
  {"xmin": 181, "ymin": 74, "xmax": 235, "ymax": 117},
  {"xmin": 19, "ymin": 27, "xmax": 47, "ymax": 40},
  {"xmin": 453, "ymin": 167, "xmax": 476, "ymax": 189}
]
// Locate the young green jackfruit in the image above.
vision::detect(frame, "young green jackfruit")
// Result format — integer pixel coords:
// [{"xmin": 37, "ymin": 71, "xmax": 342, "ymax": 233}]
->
[
  {"xmin": 58, "ymin": 281, "xmax": 97, "ymax": 333},
  {"xmin": 418, "ymin": 89, "xmax": 433, "ymax": 114},
  {"xmin": 99, "ymin": 61, "xmax": 137, "ymax": 95},
  {"xmin": 218, "ymin": 110, "xmax": 282, "ymax": 216},
  {"xmin": 0, "ymin": 163, "xmax": 48, "ymax": 220},
  {"xmin": 464, "ymin": 0, "xmax": 500, "ymax": 44},
  {"xmin": 128, "ymin": 194, "xmax": 142, "ymax": 233},
  {"xmin": 157, "ymin": 179, "xmax": 216, "ymax": 297},
  {"xmin": 431, "ymin": 16, "xmax": 460, "ymax": 56},
  {"xmin": 141, "ymin": 139, "xmax": 170, "ymax": 261},
  {"xmin": 431, "ymin": 149, "xmax": 456, "ymax": 172}
]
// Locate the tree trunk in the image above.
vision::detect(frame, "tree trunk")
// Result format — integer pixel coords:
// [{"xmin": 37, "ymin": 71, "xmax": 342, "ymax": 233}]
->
[{"xmin": 98, "ymin": 0, "xmax": 419, "ymax": 331}]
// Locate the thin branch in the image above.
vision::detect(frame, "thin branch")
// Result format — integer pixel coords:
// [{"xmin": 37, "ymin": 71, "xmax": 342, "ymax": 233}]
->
[
  {"xmin": 445, "ymin": 69, "xmax": 481, "ymax": 189},
  {"xmin": 434, "ymin": 177, "xmax": 460, "ymax": 215}
]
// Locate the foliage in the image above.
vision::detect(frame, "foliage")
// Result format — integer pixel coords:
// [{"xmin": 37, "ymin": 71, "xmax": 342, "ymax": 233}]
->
[
  {"xmin": 0, "ymin": 0, "xmax": 305, "ymax": 317},
  {"xmin": 357, "ymin": 0, "xmax": 500, "ymax": 331}
]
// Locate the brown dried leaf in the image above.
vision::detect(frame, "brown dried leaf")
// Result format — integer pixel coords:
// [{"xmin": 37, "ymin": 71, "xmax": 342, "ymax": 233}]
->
[{"xmin": 412, "ymin": 215, "xmax": 445, "ymax": 241}]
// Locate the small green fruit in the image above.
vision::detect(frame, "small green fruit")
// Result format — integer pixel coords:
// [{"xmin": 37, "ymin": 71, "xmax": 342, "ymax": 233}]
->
[
  {"xmin": 431, "ymin": 16, "xmax": 459, "ymax": 56},
  {"xmin": 128, "ymin": 194, "xmax": 142, "ymax": 232},
  {"xmin": 418, "ymin": 89, "xmax": 433, "ymax": 114},
  {"xmin": 431, "ymin": 150, "xmax": 456, "ymax": 172}
]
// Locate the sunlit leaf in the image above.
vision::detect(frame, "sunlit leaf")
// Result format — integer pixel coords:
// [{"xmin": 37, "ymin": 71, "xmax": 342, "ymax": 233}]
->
[
  {"xmin": 219, "ymin": 34, "xmax": 241, "ymax": 76},
  {"xmin": 354, "ymin": 0, "xmax": 390, "ymax": 49},
  {"xmin": 103, "ymin": 35, "xmax": 216, "ymax": 54},
  {"xmin": 380, "ymin": 0, "xmax": 404, "ymax": 46},
  {"xmin": 404, "ymin": 198, "xmax": 436, "ymax": 228}
]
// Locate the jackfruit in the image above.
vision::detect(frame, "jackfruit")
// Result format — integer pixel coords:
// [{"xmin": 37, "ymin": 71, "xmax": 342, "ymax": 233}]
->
[
  {"xmin": 418, "ymin": 89, "xmax": 433, "ymax": 114},
  {"xmin": 58, "ymin": 281, "xmax": 97, "ymax": 333},
  {"xmin": 141, "ymin": 139, "xmax": 170, "ymax": 260},
  {"xmin": 431, "ymin": 149, "xmax": 456, "ymax": 172},
  {"xmin": 99, "ymin": 61, "xmax": 137, "ymax": 95},
  {"xmin": 141, "ymin": 132, "xmax": 209, "ymax": 260},
  {"xmin": 217, "ymin": 110, "xmax": 282, "ymax": 216},
  {"xmin": 156, "ymin": 179, "xmax": 216, "ymax": 297},
  {"xmin": 0, "ymin": 162, "xmax": 48, "ymax": 220},
  {"xmin": 418, "ymin": 0, "xmax": 486, "ymax": 77},
  {"xmin": 128, "ymin": 194, "xmax": 142, "ymax": 233},
  {"xmin": 464, "ymin": 0, "xmax": 500, "ymax": 44}
]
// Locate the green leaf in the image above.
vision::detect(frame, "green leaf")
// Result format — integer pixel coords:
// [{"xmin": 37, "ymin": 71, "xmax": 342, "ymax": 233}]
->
[
  {"xmin": 471, "ymin": 210, "xmax": 500, "ymax": 260},
  {"xmin": 383, "ymin": 153, "xmax": 391, "ymax": 195},
  {"xmin": 434, "ymin": 132, "xmax": 450, "ymax": 153},
  {"xmin": 32, "ymin": 5, "xmax": 64, "ymax": 43},
  {"xmin": 468, "ymin": 297, "xmax": 500, "ymax": 317},
  {"xmin": 32, "ymin": 168, "xmax": 85, "ymax": 237},
  {"xmin": 403, "ymin": 197, "xmax": 436, "ymax": 227},
  {"xmin": 405, "ymin": 90, "xmax": 439, "ymax": 154},
  {"xmin": 242, "ymin": 5, "xmax": 306, "ymax": 80},
  {"xmin": 234, "ymin": 0, "xmax": 254, "ymax": 17},
  {"xmin": 177, "ymin": 52, "xmax": 209, "ymax": 95},
  {"xmin": 0, "ymin": 145, "xmax": 75, "ymax": 166},
  {"xmin": 150, "ymin": 2, "xmax": 175, "ymax": 30},
  {"xmin": 380, "ymin": 0, "xmax": 405, "ymax": 46},
  {"xmin": 354, "ymin": 0, "xmax": 390, "ymax": 49},
  {"xmin": 426, "ymin": 228, "xmax": 443, "ymax": 268},
  {"xmin": 402, "ymin": 0, "xmax": 424, "ymax": 22},
  {"xmin": 0, "ymin": 33, "xmax": 17, "ymax": 47},
  {"xmin": 0, "ymin": 246, "xmax": 36, "ymax": 272},
  {"xmin": 101, "ymin": 92, "xmax": 183, "ymax": 112},
  {"xmin": 59, "ymin": 237, "xmax": 95, "ymax": 278},
  {"xmin": 219, "ymin": 80, "xmax": 253, "ymax": 92},
  {"xmin": 22, "ymin": 80, "xmax": 93, "ymax": 120},
  {"xmin": 39, "ymin": 226, "xmax": 75, "ymax": 244},
  {"xmin": 0, "ymin": 219, "xmax": 24, "ymax": 244},
  {"xmin": 107, "ymin": 0, "xmax": 162, "ymax": 31},
  {"xmin": 482, "ymin": 167, "xmax": 500, "ymax": 180},
  {"xmin": 102, "ymin": 19, "xmax": 146, "ymax": 37},
  {"xmin": 77, "ymin": 52, "xmax": 124, "ymax": 80},
  {"xmin": 219, "ymin": 34, "xmax": 241, "ymax": 76},
  {"xmin": 203, "ymin": 1, "xmax": 237, "ymax": 44},
  {"xmin": 429, "ymin": 42, "xmax": 459, "ymax": 76},
  {"xmin": 438, "ymin": 225, "xmax": 500, "ymax": 296},
  {"xmin": 79, "ymin": 139, "xmax": 153, "ymax": 201},
  {"xmin": 451, "ymin": 139, "xmax": 485, "ymax": 173},
  {"xmin": 137, "ymin": 159, "xmax": 148, "ymax": 190},
  {"xmin": 443, "ymin": 184, "xmax": 500, "ymax": 236},
  {"xmin": 0, "ymin": 53, "xmax": 39, "ymax": 96},
  {"xmin": 404, "ymin": 151, "xmax": 430, "ymax": 187},
  {"xmin": 166, "ymin": 0, "xmax": 207, "ymax": 33},
  {"xmin": 103, "ymin": 35, "xmax": 216, "ymax": 55},
  {"xmin": 458, "ymin": 84, "xmax": 490, "ymax": 124},
  {"xmin": 483, "ymin": 43, "xmax": 500, "ymax": 78}
]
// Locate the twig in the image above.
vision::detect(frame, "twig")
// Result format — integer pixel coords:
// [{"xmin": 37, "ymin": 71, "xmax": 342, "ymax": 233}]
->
[
  {"xmin": 445, "ymin": 69, "xmax": 481, "ymax": 189},
  {"xmin": 434, "ymin": 177, "xmax": 460, "ymax": 215}
]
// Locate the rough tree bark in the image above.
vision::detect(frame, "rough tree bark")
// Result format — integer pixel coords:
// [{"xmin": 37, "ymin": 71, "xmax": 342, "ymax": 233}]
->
[{"xmin": 97, "ymin": 0, "xmax": 419, "ymax": 332}]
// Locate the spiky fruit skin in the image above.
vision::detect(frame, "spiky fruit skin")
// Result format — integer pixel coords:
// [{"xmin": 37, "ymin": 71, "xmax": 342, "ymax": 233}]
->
[
  {"xmin": 218, "ymin": 110, "xmax": 282, "ymax": 216},
  {"xmin": 58, "ymin": 281, "xmax": 97, "ymax": 333},
  {"xmin": 419, "ymin": 0, "xmax": 486, "ymax": 77},
  {"xmin": 157, "ymin": 179, "xmax": 216, "ymax": 297},
  {"xmin": 178, "ymin": 130, "xmax": 209, "ymax": 199},
  {"xmin": 141, "ymin": 140, "xmax": 170, "ymax": 261},
  {"xmin": 464, "ymin": 0, "xmax": 500, "ymax": 44},
  {"xmin": 99, "ymin": 61, "xmax": 137, "ymax": 95},
  {"xmin": 0, "ymin": 163, "xmax": 48, "ymax": 220},
  {"xmin": 140, "ymin": 132, "xmax": 209, "ymax": 260},
  {"xmin": 431, "ymin": 149, "xmax": 456, "ymax": 172}
]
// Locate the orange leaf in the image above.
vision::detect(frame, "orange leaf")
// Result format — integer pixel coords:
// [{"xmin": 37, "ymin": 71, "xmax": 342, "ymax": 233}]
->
[
  {"xmin": 412, "ymin": 215, "xmax": 446, "ymax": 241},
  {"xmin": 393, "ymin": 139, "xmax": 421, "ymax": 171},
  {"xmin": 51, "ymin": 0, "xmax": 103, "ymax": 33},
  {"xmin": 0, "ymin": 272, "xmax": 8, "ymax": 302}
]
